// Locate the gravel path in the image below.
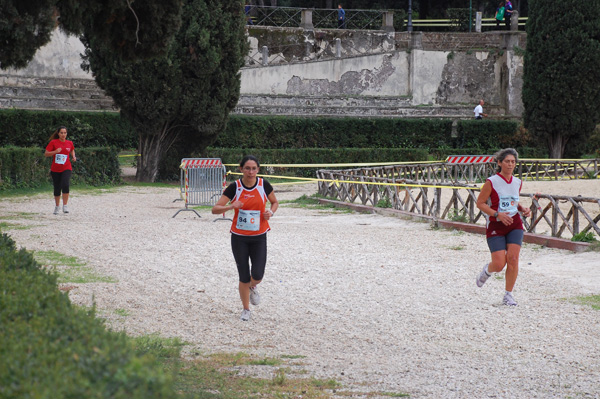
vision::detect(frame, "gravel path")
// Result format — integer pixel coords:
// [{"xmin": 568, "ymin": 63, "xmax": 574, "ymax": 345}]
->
[{"xmin": 2, "ymin": 181, "xmax": 600, "ymax": 398}]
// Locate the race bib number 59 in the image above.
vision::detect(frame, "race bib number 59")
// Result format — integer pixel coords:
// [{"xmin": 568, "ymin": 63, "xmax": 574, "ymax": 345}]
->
[
  {"xmin": 499, "ymin": 195, "xmax": 519, "ymax": 214},
  {"xmin": 236, "ymin": 210, "xmax": 260, "ymax": 231}
]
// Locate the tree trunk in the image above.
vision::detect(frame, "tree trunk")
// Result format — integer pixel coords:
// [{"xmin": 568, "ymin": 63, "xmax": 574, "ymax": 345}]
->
[
  {"xmin": 136, "ymin": 123, "xmax": 177, "ymax": 182},
  {"xmin": 548, "ymin": 133, "xmax": 567, "ymax": 159}
]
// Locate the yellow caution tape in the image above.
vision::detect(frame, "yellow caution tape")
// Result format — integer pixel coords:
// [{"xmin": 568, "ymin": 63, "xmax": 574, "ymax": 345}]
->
[
  {"xmin": 226, "ymin": 171, "xmax": 481, "ymax": 190},
  {"xmin": 224, "ymin": 161, "xmax": 441, "ymax": 168}
]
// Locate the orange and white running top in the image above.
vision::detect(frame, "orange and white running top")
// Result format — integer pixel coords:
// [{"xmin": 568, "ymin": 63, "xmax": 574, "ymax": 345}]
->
[{"xmin": 224, "ymin": 178, "xmax": 272, "ymax": 236}]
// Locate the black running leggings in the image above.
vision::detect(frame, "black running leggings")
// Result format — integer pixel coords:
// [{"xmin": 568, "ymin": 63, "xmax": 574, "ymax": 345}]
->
[
  {"xmin": 231, "ymin": 233, "xmax": 267, "ymax": 283},
  {"xmin": 50, "ymin": 170, "xmax": 72, "ymax": 197}
]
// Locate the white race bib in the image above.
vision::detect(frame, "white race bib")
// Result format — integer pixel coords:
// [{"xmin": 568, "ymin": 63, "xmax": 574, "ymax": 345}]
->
[
  {"xmin": 499, "ymin": 195, "xmax": 519, "ymax": 215},
  {"xmin": 236, "ymin": 210, "xmax": 261, "ymax": 231},
  {"xmin": 55, "ymin": 154, "xmax": 68, "ymax": 165}
]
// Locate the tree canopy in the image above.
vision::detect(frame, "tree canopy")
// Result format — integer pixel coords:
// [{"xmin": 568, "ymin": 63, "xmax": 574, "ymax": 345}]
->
[
  {"xmin": 83, "ymin": 0, "xmax": 247, "ymax": 182},
  {"xmin": 522, "ymin": 0, "xmax": 600, "ymax": 157},
  {"xmin": 0, "ymin": 0, "xmax": 183, "ymax": 69}
]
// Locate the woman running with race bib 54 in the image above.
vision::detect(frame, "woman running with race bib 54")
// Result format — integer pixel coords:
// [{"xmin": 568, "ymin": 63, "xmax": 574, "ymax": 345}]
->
[
  {"xmin": 212, "ymin": 155, "xmax": 278, "ymax": 321},
  {"xmin": 475, "ymin": 148, "xmax": 531, "ymax": 306}
]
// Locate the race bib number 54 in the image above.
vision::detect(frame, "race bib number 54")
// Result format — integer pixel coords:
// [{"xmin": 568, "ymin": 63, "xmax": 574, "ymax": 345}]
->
[
  {"xmin": 236, "ymin": 210, "xmax": 260, "ymax": 231},
  {"xmin": 55, "ymin": 154, "xmax": 68, "ymax": 165}
]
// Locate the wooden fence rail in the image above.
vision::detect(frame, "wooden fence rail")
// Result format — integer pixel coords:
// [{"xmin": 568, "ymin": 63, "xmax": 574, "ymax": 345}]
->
[
  {"xmin": 316, "ymin": 169, "xmax": 600, "ymax": 240},
  {"xmin": 335, "ymin": 159, "xmax": 599, "ymax": 185}
]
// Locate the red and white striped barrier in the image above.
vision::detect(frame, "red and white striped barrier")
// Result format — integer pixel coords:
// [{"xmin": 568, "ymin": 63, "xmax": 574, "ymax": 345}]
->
[
  {"xmin": 181, "ymin": 158, "xmax": 223, "ymax": 168},
  {"xmin": 446, "ymin": 155, "xmax": 494, "ymax": 164}
]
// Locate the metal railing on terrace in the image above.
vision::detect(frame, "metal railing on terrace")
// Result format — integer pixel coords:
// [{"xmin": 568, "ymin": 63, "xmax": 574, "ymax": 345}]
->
[
  {"xmin": 244, "ymin": 5, "xmax": 527, "ymax": 32},
  {"xmin": 245, "ymin": 6, "xmax": 399, "ymax": 30}
]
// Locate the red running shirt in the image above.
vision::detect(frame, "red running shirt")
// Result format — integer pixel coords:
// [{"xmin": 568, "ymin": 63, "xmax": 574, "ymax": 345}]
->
[{"xmin": 46, "ymin": 139, "xmax": 74, "ymax": 173}]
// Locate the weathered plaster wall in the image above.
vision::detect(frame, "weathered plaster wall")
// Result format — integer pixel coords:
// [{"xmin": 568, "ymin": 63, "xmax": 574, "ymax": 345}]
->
[
  {"xmin": 242, "ymin": 52, "xmax": 409, "ymax": 96},
  {"xmin": 2, "ymin": 30, "xmax": 89, "ymax": 79}
]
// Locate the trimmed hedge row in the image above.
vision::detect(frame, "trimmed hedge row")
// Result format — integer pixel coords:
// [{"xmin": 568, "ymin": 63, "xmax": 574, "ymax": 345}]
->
[
  {"xmin": 216, "ymin": 116, "xmax": 521, "ymax": 151},
  {"xmin": 0, "ymin": 233, "xmax": 174, "ymax": 398},
  {"xmin": 1, "ymin": 110, "xmax": 525, "ymax": 152},
  {"xmin": 0, "ymin": 109, "xmax": 137, "ymax": 149},
  {"xmin": 0, "ymin": 147, "xmax": 121, "ymax": 190},
  {"xmin": 193, "ymin": 147, "xmax": 429, "ymax": 178}
]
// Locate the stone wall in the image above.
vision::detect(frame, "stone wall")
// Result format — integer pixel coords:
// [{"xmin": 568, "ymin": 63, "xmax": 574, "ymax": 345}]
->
[{"xmin": 0, "ymin": 27, "xmax": 526, "ymax": 118}]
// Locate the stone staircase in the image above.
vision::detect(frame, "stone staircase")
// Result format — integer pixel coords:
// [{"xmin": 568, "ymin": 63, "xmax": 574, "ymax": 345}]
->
[
  {"xmin": 0, "ymin": 75, "xmax": 115, "ymax": 111},
  {"xmin": 0, "ymin": 76, "xmax": 490, "ymax": 119},
  {"xmin": 233, "ymin": 94, "xmax": 476, "ymax": 118}
]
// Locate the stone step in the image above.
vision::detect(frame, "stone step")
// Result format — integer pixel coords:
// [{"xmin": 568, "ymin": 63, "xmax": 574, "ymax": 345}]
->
[
  {"xmin": 0, "ymin": 96, "xmax": 115, "ymax": 111},
  {"xmin": 232, "ymin": 103, "xmax": 475, "ymax": 118},
  {"xmin": 0, "ymin": 75, "xmax": 100, "ymax": 90},
  {"xmin": 0, "ymin": 85, "xmax": 111, "ymax": 101},
  {"xmin": 237, "ymin": 94, "xmax": 414, "ymax": 108}
]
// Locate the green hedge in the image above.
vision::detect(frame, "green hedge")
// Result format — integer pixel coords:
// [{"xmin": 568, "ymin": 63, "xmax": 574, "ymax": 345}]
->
[
  {"xmin": 217, "ymin": 116, "xmax": 455, "ymax": 149},
  {"xmin": 197, "ymin": 147, "xmax": 429, "ymax": 178},
  {"xmin": 0, "ymin": 233, "xmax": 174, "ymax": 398},
  {"xmin": 0, "ymin": 147, "xmax": 121, "ymax": 190},
  {"xmin": 0, "ymin": 109, "xmax": 137, "ymax": 149},
  {"xmin": 455, "ymin": 120, "xmax": 520, "ymax": 150}
]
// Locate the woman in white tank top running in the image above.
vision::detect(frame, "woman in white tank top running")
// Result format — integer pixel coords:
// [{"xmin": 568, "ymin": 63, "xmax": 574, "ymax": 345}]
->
[{"xmin": 475, "ymin": 148, "xmax": 532, "ymax": 306}]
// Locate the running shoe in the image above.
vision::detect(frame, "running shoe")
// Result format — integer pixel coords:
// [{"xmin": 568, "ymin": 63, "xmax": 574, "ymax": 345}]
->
[
  {"xmin": 53, "ymin": 206, "xmax": 60, "ymax": 215},
  {"xmin": 240, "ymin": 309, "xmax": 251, "ymax": 321},
  {"xmin": 476, "ymin": 264, "xmax": 490, "ymax": 288},
  {"xmin": 63, "ymin": 205, "xmax": 69, "ymax": 213},
  {"xmin": 249, "ymin": 286, "xmax": 261, "ymax": 306},
  {"xmin": 503, "ymin": 292, "xmax": 517, "ymax": 306}
]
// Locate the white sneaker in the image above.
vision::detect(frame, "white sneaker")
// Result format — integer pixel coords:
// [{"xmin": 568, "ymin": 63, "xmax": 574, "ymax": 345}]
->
[
  {"xmin": 503, "ymin": 292, "xmax": 517, "ymax": 306},
  {"xmin": 476, "ymin": 264, "xmax": 491, "ymax": 288},
  {"xmin": 53, "ymin": 206, "xmax": 60, "ymax": 215},
  {"xmin": 63, "ymin": 205, "xmax": 69, "ymax": 213},
  {"xmin": 249, "ymin": 286, "xmax": 261, "ymax": 306},
  {"xmin": 240, "ymin": 309, "xmax": 251, "ymax": 321}
]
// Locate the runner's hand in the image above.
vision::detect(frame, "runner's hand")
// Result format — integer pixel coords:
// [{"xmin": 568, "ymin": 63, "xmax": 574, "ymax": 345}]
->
[{"xmin": 497, "ymin": 212, "xmax": 512, "ymax": 226}]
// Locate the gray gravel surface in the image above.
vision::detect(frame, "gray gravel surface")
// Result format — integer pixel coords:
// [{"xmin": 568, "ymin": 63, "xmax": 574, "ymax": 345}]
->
[{"xmin": 2, "ymin": 183, "xmax": 600, "ymax": 398}]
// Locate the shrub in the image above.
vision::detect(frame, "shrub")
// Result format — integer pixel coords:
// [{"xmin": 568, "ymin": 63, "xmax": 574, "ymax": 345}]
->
[
  {"xmin": 0, "ymin": 109, "xmax": 137, "ymax": 149},
  {"xmin": 0, "ymin": 233, "xmax": 175, "ymax": 399},
  {"xmin": 0, "ymin": 147, "xmax": 121, "ymax": 190}
]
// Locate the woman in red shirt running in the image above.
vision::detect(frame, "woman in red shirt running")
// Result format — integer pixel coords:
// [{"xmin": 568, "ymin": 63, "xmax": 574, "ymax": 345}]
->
[
  {"xmin": 44, "ymin": 126, "xmax": 76, "ymax": 214},
  {"xmin": 212, "ymin": 155, "xmax": 279, "ymax": 321}
]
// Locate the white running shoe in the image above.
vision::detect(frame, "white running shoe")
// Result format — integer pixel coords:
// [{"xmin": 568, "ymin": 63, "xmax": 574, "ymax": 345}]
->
[
  {"xmin": 63, "ymin": 205, "xmax": 69, "ymax": 213},
  {"xmin": 476, "ymin": 264, "xmax": 491, "ymax": 288},
  {"xmin": 240, "ymin": 309, "xmax": 251, "ymax": 321},
  {"xmin": 53, "ymin": 206, "xmax": 60, "ymax": 215},
  {"xmin": 249, "ymin": 286, "xmax": 261, "ymax": 306},
  {"xmin": 503, "ymin": 292, "xmax": 517, "ymax": 306}
]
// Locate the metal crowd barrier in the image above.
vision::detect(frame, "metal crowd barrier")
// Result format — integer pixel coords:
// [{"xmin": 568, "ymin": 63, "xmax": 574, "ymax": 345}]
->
[{"xmin": 173, "ymin": 158, "xmax": 228, "ymax": 219}]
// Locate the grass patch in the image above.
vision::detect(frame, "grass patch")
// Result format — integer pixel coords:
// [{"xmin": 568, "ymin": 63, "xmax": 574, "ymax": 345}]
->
[
  {"xmin": 282, "ymin": 194, "xmax": 353, "ymax": 213},
  {"xmin": 137, "ymin": 343, "xmax": 345, "ymax": 399},
  {"xmin": 114, "ymin": 308, "xmax": 130, "ymax": 317},
  {"xmin": 0, "ymin": 221, "xmax": 33, "ymax": 230},
  {"xmin": 0, "ymin": 211, "xmax": 38, "ymax": 220},
  {"xmin": 572, "ymin": 295, "xmax": 600, "ymax": 310},
  {"xmin": 33, "ymin": 250, "xmax": 117, "ymax": 284},
  {"xmin": 448, "ymin": 245, "xmax": 465, "ymax": 250}
]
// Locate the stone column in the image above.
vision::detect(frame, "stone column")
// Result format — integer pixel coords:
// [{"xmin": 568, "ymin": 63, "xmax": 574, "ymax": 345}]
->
[
  {"xmin": 510, "ymin": 10, "xmax": 519, "ymax": 31},
  {"xmin": 381, "ymin": 11, "xmax": 394, "ymax": 32},
  {"xmin": 300, "ymin": 9, "xmax": 314, "ymax": 31},
  {"xmin": 475, "ymin": 12, "xmax": 482, "ymax": 33}
]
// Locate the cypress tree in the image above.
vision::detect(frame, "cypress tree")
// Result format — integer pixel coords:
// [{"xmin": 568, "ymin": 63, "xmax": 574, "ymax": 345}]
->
[
  {"xmin": 0, "ymin": 0, "xmax": 182, "ymax": 69},
  {"xmin": 83, "ymin": 0, "xmax": 247, "ymax": 182},
  {"xmin": 522, "ymin": 0, "xmax": 600, "ymax": 158}
]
